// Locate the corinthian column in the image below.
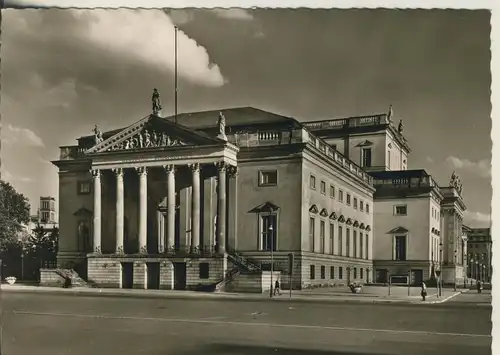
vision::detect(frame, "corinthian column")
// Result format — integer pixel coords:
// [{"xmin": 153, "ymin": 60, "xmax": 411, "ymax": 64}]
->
[
  {"xmin": 215, "ymin": 161, "xmax": 227, "ymax": 254},
  {"xmin": 189, "ymin": 163, "xmax": 201, "ymax": 253},
  {"xmin": 136, "ymin": 166, "xmax": 148, "ymax": 254},
  {"xmin": 91, "ymin": 169, "xmax": 102, "ymax": 254},
  {"xmin": 114, "ymin": 168, "xmax": 125, "ymax": 254},
  {"xmin": 164, "ymin": 164, "xmax": 176, "ymax": 252}
]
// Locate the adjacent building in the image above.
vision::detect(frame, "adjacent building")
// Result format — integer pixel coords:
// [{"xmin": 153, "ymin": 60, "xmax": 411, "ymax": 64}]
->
[
  {"xmin": 52, "ymin": 103, "xmax": 375, "ymax": 290},
  {"xmin": 26, "ymin": 196, "xmax": 58, "ymax": 236},
  {"xmin": 465, "ymin": 227, "xmax": 492, "ymax": 282}
]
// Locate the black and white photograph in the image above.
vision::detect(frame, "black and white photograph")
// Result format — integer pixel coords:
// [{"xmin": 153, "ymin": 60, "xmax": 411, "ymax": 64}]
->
[{"xmin": 0, "ymin": 2, "xmax": 495, "ymax": 355}]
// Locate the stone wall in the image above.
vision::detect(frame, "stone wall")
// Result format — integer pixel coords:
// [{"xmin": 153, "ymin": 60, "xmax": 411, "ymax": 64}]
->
[
  {"xmin": 87, "ymin": 257, "xmax": 121, "ymax": 288},
  {"xmin": 227, "ymin": 271, "xmax": 281, "ymax": 293},
  {"xmin": 185, "ymin": 257, "xmax": 225, "ymax": 290},
  {"xmin": 39, "ymin": 269, "xmax": 66, "ymax": 287}
]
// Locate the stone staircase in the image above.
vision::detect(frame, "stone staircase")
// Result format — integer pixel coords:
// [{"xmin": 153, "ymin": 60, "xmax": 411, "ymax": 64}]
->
[
  {"xmin": 214, "ymin": 266, "xmax": 241, "ymax": 292},
  {"xmin": 55, "ymin": 269, "xmax": 90, "ymax": 288},
  {"xmin": 227, "ymin": 252, "xmax": 262, "ymax": 273}
]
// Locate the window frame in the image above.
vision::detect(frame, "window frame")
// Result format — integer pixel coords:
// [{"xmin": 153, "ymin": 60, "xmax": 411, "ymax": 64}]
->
[
  {"xmin": 258, "ymin": 170, "xmax": 278, "ymax": 187},
  {"xmin": 199, "ymin": 262, "xmax": 210, "ymax": 279},
  {"xmin": 394, "ymin": 205, "xmax": 408, "ymax": 216},
  {"xmin": 310, "ymin": 174, "xmax": 316, "ymax": 190}
]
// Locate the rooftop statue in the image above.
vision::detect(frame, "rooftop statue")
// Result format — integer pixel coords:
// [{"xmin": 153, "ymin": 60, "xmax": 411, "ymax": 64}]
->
[
  {"xmin": 93, "ymin": 125, "xmax": 103, "ymax": 146},
  {"xmin": 387, "ymin": 104, "xmax": 394, "ymax": 123},
  {"xmin": 152, "ymin": 88, "xmax": 162, "ymax": 114},
  {"xmin": 398, "ymin": 119, "xmax": 404, "ymax": 134},
  {"xmin": 217, "ymin": 111, "xmax": 227, "ymax": 141}
]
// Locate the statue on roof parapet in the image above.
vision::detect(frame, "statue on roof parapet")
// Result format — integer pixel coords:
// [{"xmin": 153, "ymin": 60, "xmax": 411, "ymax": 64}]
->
[
  {"xmin": 93, "ymin": 125, "xmax": 103, "ymax": 146},
  {"xmin": 387, "ymin": 104, "xmax": 394, "ymax": 123},
  {"xmin": 449, "ymin": 171, "xmax": 463, "ymax": 196},
  {"xmin": 398, "ymin": 119, "xmax": 404, "ymax": 134},
  {"xmin": 217, "ymin": 111, "xmax": 227, "ymax": 141},
  {"xmin": 152, "ymin": 88, "xmax": 162, "ymax": 114}
]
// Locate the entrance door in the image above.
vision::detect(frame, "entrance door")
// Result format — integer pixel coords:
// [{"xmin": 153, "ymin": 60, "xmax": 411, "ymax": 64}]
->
[
  {"xmin": 412, "ymin": 269, "xmax": 424, "ymax": 286},
  {"xmin": 147, "ymin": 262, "xmax": 160, "ymax": 290},
  {"xmin": 173, "ymin": 262, "xmax": 187, "ymax": 290},
  {"xmin": 121, "ymin": 262, "xmax": 134, "ymax": 289}
]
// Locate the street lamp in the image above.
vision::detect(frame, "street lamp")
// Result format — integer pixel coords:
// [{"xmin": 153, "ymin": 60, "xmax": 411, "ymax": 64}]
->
[
  {"xmin": 453, "ymin": 248, "xmax": 457, "ymax": 292},
  {"xmin": 269, "ymin": 223, "xmax": 274, "ymax": 298},
  {"xmin": 439, "ymin": 242, "xmax": 443, "ymax": 297}
]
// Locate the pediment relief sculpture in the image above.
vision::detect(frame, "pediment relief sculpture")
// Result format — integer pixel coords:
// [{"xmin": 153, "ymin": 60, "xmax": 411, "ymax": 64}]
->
[{"xmin": 105, "ymin": 127, "xmax": 187, "ymax": 152}]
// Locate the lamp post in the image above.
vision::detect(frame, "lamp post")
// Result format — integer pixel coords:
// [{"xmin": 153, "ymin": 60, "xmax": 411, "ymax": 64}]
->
[
  {"xmin": 439, "ymin": 242, "xmax": 443, "ymax": 297},
  {"xmin": 475, "ymin": 261, "xmax": 479, "ymax": 281},
  {"xmin": 453, "ymin": 248, "xmax": 457, "ymax": 292},
  {"xmin": 269, "ymin": 223, "xmax": 274, "ymax": 298}
]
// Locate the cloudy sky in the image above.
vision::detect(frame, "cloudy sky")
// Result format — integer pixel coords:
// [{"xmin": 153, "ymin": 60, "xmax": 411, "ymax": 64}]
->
[{"xmin": 1, "ymin": 8, "xmax": 491, "ymax": 226}]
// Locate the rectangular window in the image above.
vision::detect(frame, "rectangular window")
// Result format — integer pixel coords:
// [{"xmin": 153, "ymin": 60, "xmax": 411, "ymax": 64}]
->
[
  {"xmin": 353, "ymin": 197, "xmax": 358, "ymax": 209},
  {"xmin": 330, "ymin": 266, "xmax": 335, "ymax": 279},
  {"xmin": 365, "ymin": 234, "xmax": 369, "ymax": 259},
  {"xmin": 338, "ymin": 226, "xmax": 343, "ymax": 256},
  {"xmin": 310, "ymin": 175, "xmax": 316, "ymax": 189},
  {"xmin": 339, "ymin": 267, "xmax": 343, "ymax": 279},
  {"xmin": 339, "ymin": 190, "xmax": 344, "ymax": 203},
  {"xmin": 320, "ymin": 220, "xmax": 325, "ymax": 254},
  {"xmin": 395, "ymin": 235, "xmax": 407, "ymax": 261},
  {"xmin": 261, "ymin": 214, "xmax": 278, "ymax": 251},
  {"xmin": 320, "ymin": 266, "xmax": 326, "ymax": 279},
  {"xmin": 362, "ymin": 148, "xmax": 372, "ymax": 168},
  {"xmin": 353, "ymin": 230, "xmax": 358, "ymax": 258},
  {"xmin": 360, "ymin": 233, "xmax": 364, "ymax": 259},
  {"xmin": 309, "ymin": 217, "xmax": 315, "ymax": 252},
  {"xmin": 366, "ymin": 204, "xmax": 370, "ymax": 213},
  {"xmin": 329, "ymin": 223, "xmax": 334, "ymax": 254},
  {"xmin": 259, "ymin": 170, "xmax": 278, "ymax": 186},
  {"xmin": 395, "ymin": 205, "xmax": 407, "ymax": 216},
  {"xmin": 310, "ymin": 265, "xmax": 315, "ymax": 280},
  {"xmin": 199, "ymin": 262, "xmax": 210, "ymax": 279},
  {"xmin": 320, "ymin": 181, "xmax": 326, "ymax": 194},
  {"xmin": 77, "ymin": 181, "xmax": 91, "ymax": 195},
  {"xmin": 360, "ymin": 201, "xmax": 364, "ymax": 212},
  {"xmin": 330, "ymin": 185, "xmax": 335, "ymax": 198},
  {"xmin": 346, "ymin": 194, "xmax": 351, "ymax": 205},
  {"xmin": 360, "ymin": 267, "xmax": 364, "ymax": 280},
  {"xmin": 346, "ymin": 228, "xmax": 351, "ymax": 257},
  {"xmin": 354, "ymin": 267, "xmax": 357, "ymax": 279}
]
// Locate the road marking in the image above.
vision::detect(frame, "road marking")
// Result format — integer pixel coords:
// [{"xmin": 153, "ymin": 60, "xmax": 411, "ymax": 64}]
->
[{"xmin": 11, "ymin": 310, "xmax": 490, "ymax": 339}]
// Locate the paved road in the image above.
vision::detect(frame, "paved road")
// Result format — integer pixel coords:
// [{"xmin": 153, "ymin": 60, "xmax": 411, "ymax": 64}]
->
[{"xmin": 1, "ymin": 292, "xmax": 491, "ymax": 355}]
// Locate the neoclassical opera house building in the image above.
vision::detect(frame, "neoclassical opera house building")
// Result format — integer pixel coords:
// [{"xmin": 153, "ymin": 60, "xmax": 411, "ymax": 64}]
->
[{"xmin": 52, "ymin": 92, "xmax": 375, "ymax": 291}]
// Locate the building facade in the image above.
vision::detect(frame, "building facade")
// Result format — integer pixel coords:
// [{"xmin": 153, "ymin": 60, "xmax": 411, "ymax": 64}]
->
[
  {"xmin": 52, "ymin": 104, "xmax": 375, "ymax": 290},
  {"xmin": 465, "ymin": 227, "xmax": 492, "ymax": 282},
  {"xmin": 26, "ymin": 196, "xmax": 58, "ymax": 236}
]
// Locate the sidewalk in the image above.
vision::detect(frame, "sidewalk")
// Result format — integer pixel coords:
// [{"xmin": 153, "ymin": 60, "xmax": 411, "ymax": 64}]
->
[{"xmin": 0, "ymin": 284, "xmax": 465, "ymax": 305}]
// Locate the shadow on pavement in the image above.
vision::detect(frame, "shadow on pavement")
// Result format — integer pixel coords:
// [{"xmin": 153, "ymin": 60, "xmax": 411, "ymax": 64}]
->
[{"xmin": 183, "ymin": 343, "xmax": 385, "ymax": 355}]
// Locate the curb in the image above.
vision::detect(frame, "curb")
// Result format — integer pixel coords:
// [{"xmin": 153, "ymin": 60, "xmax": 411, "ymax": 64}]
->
[{"xmin": 1, "ymin": 286, "xmax": 460, "ymax": 306}]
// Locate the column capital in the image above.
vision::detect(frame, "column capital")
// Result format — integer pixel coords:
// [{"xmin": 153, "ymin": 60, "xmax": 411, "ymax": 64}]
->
[
  {"xmin": 112, "ymin": 168, "xmax": 124, "ymax": 177},
  {"xmin": 215, "ymin": 161, "xmax": 226, "ymax": 172},
  {"xmin": 188, "ymin": 163, "xmax": 201, "ymax": 173},
  {"xmin": 135, "ymin": 166, "xmax": 148, "ymax": 175},
  {"xmin": 163, "ymin": 164, "xmax": 176, "ymax": 174},
  {"xmin": 90, "ymin": 169, "xmax": 101, "ymax": 178},
  {"xmin": 227, "ymin": 165, "xmax": 238, "ymax": 178}
]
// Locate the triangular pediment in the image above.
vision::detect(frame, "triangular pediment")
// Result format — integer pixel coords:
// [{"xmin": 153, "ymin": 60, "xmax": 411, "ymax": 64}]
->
[
  {"xmin": 73, "ymin": 207, "xmax": 92, "ymax": 217},
  {"xmin": 249, "ymin": 201, "xmax": 280, "ymax": 213},
  {"xmin": 319, "ymin": 208, "xmax": 329, "ymax": 217},
  {"xmin": 338, "ymin": 215, "xmax": 346, "ymax": 223},
  {"xmin": 359, "ymin": 223, "xmax": 365, "ymax": 230},
  {"xmin": 86, "ymin": 114, "xmax": 222, "ymax": 154},
  {"xmin": 329, "ymin": 212, "xmax": 337, "ymax": 220},
  {"xmin": 366, "ymin": 225, "xmax": 371, "ymax": 231},
  {"xmin": 353, "ymin": 220, "xmax": 360, "ymax": 228},
  {"xmin": 356, "ymin": 140, "xmax": 374, "ymax": 147},
  {"xmin": 309, "ymin": 205, "xmax": 319, "ymax": 214},
  {"xmin": 388, "ymin": 226, "xmax": 408, "ymax": 234},
  {"xmin": 346, "ymin": 218, "xmax": 353, "ymax": 225}
]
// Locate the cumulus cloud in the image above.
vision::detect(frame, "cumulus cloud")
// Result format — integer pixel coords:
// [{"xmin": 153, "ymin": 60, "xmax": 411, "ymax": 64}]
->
[
  {"xmin": 446, "ymin": 156, "xmax": 491, "ymax": 178},
  {"xmin": 425, "ymin": 156, "xmax": 434, "ymax": 164},
  {"xmin": 464, "ymin": 210, "xmax": 491, "ymax": 227},
  {"xmin": 210, "ymin": 9, "xmax": 254, "ymax": 21},
  {"xmin": 2, "ymin": 124, "xmax": 45, "ymax": 148},
  {"xmin": 1, "ymin": 170, "xmax": 34, "ymax": 184},
  {"xmin": 75, "ymin": 9, "xmax": 225, "ymax": 87}
]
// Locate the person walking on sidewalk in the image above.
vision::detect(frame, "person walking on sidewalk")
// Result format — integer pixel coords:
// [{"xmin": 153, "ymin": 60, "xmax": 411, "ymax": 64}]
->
[
  {"xmin": 421, "ymin": 281, "xmax": 427, "ymax": 301},
  {"xmin": 477, "ymin": 280, "xmax": 483, "ymax": 294},
  {"xmin": 274, "ymin": 280, "xmax": 281, "ymax": 296}
]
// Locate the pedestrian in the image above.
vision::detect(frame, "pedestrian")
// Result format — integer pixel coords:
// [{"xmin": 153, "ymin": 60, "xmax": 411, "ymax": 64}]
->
[
  {"xmin": 274, "ymin": 279, "xmax": 281, "ymax": 296},
  {"xmin": 421, "ymin": 281, "xmax": 427, "ymax": 301},
  {"xmin": 477, "ymin": 280, "xmax": 483, "ymax": 294}
]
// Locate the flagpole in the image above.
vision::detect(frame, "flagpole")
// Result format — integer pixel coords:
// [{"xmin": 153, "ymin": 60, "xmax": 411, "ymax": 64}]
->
[{"xmin": 174, "ymin": 25, "xmax": 178, "ymax": 124}]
